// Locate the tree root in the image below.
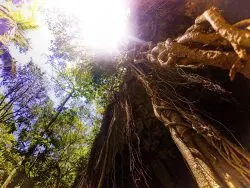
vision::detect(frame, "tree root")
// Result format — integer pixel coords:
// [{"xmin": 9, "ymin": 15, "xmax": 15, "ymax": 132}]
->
[
  {"xmin": 199, "ymin": 7, "xmax": 250, "ymax": 47},
  {"xmin": 152, "ymin": 98, "xmax": 250, "ymax": 187},
  {"xmin": 139, "ymin": 6, "xmax": 250, "ymax": 80},
  {"xmin": 129, "ymin": 6, "xmax": 250, "ymax": 184},
  {"xmin": 150, "ymin": 94, "xmax": 250, "ymax": 187},
  {"xmin": 234, "ymin": 19, "xmax": 250, "ymax": 29}
]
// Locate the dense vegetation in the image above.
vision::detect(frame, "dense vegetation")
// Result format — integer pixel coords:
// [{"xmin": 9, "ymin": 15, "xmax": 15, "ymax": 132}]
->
[{"xmin": 0, "ymin": 1, "xmax": 115, "ymax": 187}]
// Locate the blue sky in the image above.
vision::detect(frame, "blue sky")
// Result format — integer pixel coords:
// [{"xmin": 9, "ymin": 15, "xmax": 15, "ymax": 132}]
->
[
  {"xmin": 9, "ymin": 0, "xmax": 130, "ymax": 73},
  {"xmin": 9, "ymin": 1, "xmax": 53, "ymax": 74},
  {"xmin": 2, "ymin": 0, "xmax": 130, "ymax": 104}
]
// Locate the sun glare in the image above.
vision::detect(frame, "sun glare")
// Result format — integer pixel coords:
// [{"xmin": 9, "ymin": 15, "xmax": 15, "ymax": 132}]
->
[{"xmin": 46, "ymin": 0, "xmax": 129, "ymax": 51}]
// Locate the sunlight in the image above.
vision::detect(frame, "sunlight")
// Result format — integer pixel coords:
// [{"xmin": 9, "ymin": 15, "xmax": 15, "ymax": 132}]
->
[{"xmin": 46, "ymin": 0, "xmax": 129, "ymax": 51}]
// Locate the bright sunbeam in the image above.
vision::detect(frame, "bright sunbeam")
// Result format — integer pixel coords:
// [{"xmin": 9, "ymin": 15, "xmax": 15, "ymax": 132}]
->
[{"xmin": 46, "ymin": 0, "xmax": 129, "ymax": 51}]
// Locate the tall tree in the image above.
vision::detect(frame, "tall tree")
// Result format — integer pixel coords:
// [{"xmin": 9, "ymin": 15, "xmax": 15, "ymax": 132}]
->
[
  {"xmin": 0, "ymin": 62, "xmax": 47, "ymax": 125},
  {"xmin": 82, "ymin": 2, "xmax": 250, "ymax": 188},
  {"xmin": 0, "ymin": 0, "xmax": 38, "ymax": 76}
]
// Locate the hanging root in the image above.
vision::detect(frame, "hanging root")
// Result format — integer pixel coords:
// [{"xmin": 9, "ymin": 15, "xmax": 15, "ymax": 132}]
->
[
  {"xmin": 129, "ymin": 58, "xmax": 250, "ymax": 187},
  {"xmin": 198, "ymin": 7, "xmax": 250, "ymax": 80},
  {"xmin": 137, "ymin": 7, "xmax": 250, "ymax": 80},
  {"xmin": 127, "ymin": 6, "xmax": 250, "ymax": 187},
  {"xmin": 198, "ymin": 7, "xmax": 250, "ymax": 47}
]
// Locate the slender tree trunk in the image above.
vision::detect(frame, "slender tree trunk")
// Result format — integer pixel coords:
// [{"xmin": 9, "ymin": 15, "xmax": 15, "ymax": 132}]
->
[
  {"xmin": 2, "ymin": 90, "xmax": 74, "ymax": 188},
  {"xmin": 2, "ymin": 159, "xmax": 23, "ymax": 188},
  {"xmin": 55, "ymin": 163, "xmax": 61, "ymax": 188},
  {"xmin": 46, "ymin": 89, "xmax": 74, "ymax": 131}
]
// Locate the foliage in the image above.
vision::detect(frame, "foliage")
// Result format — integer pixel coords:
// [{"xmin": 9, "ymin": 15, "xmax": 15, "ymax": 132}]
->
[
  {"xmin": 0, "ymin": 62, "xmax": 46, "ymax": 186},
  {"xmin": 1, "ymin": 0, "xmax": 123, "ymax": 187},
  {"xmin": 0, "ymin": 59, "xmax": 97, "ymax": 187},
  {"xmin": 46, "ymin": 12, "xmax": 125, "ymax": 110},
  {"xmin": 17, "ymin": 103, "xmax": 92, "ymax": 188},
  {"xmin": 0, "ymin": 1, "xmax": 38, "ymax": 47},
  {"xmin": 0, "ymin": 61, "xmax": 47, "ymax": 125},
  {"xmin": 0, "ymin": 100, "xmax": 21, "ymax": 185},
  {"xmin": 0, "ymin": 87, "xmax": 96, "ymax": 188}
]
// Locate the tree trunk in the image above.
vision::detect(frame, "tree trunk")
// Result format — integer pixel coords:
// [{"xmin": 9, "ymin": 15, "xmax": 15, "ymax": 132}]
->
[
  {"xmin": 2, "ymin": 159, "xmax": 23, "ymax": 188},
  {"xmin": 128, "ymin": 7, "xmax": 250, "ymax": 186},
  {"xmin": 154, "ymin": 108, "xmax": 250, "ymax": 187},
  {"xmin": 131, "ymin": 61, "xmax": 250, "ymax": 187},
  {"xmin": 2, "ymin": 90, "xmax": 74, "ymax": 188}
]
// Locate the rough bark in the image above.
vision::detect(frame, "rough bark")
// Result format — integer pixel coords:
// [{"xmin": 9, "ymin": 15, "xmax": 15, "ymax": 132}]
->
[
  {"xmin": 130, "ymin": 60, "xmax": 250, "ymax": 187},
  {"xmin": 83, "ymin": 3, "xmax": 250, "ymax": 188},
  {"xmin": 144, "ymin": 7, "xmax": 250, "ymax": 81},
  {"xmin": 131, "ymin": 10, "xmax": 250, "ymax": 182},
  {"xmin": 129, "ymin": 9, "xmax": 250, "ymax": 180},
  {"xmin": 153, "ymin": 107, "xmax": 250, "ymax": 187}
]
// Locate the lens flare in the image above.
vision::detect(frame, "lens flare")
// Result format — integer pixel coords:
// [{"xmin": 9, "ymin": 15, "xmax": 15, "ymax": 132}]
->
[{"xmin": 46, "ymin": 0, "xmax": 129, "ymax": 51}]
